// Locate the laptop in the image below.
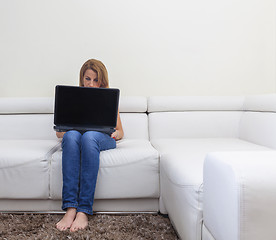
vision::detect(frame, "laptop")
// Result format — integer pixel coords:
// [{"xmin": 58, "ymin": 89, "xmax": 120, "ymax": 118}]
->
[{"xmin": 54, "ymin": 85, "xmax": 120, "ymax": 135}]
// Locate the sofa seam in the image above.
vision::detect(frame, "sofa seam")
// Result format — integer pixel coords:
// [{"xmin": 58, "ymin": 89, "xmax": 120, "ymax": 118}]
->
[
  {"xmin": 147, "ymin": 110, "xmax": 244, "ymax": 113},
  {"xmin": 0, "ymin": 142, "xmax": 61, "ymax": 170},
  {"xmin": 161, "ymin": 163, "xmax": 202, "ymax": 188},
  {"xmin": 99, "ymin": 154, "xmax": 159, "ymax": 169},
  {"xmin": 238, "ymin": 172, "xmax": 244, "ymax": 240}
]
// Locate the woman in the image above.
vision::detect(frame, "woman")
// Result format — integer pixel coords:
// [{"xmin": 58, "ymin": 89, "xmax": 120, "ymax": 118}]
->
[{"xmin": 56, "ymin": 59, "xmax": 124, "ymax": 232}]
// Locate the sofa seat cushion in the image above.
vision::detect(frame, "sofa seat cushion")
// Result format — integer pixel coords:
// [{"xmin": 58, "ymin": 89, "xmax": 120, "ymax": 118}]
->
[
  {"xmin": 157, "ymin": 138, "xmax": 272, "ymax": 240},
  {"xmin": 0, "ymin": 140, "xmax": 60, "ymax": 199},
  {"xmin": 153, "ymin": 138, "xmax": 272, "ymax": 186},
  {"xmin": 50, "ymin": 139, "xmax": 159, "ymax": 200}
]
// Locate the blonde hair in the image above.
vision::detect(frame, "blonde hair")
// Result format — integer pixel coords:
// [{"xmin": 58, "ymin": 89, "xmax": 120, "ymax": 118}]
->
[{"xmin": 79, "ymin": 59, "xmax": 109, "ymax": 88}]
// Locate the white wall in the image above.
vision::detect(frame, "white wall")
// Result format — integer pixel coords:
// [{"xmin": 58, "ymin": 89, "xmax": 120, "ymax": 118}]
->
[{"xmin": 0, "ymin": 0, "xmax": 275, "ymax": 97}]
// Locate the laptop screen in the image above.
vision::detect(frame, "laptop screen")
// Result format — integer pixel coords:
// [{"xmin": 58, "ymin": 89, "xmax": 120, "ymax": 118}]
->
[{"xmin": 54, "ymin": 85, "xmax": 119, "ymax": 128}]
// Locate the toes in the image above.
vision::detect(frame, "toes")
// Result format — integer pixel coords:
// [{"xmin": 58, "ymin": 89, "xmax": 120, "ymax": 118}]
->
[
  {"xmin": 56, "ymin": 222, "xmax": 69, "ymax": 231},
  {"xmin": 62, "ymin": 226, "xmax": 69, "ymax": 231},
  {"xmin": 56, "ymin": 224, "xmax": 61, "ymax": 230},
  {"xmin": 70, "ymin": 226, "xmax": 77, "ymax": 232},
  {"xmin": 70, "ymin": 224, "xmax": 85, "ymax": 232}
]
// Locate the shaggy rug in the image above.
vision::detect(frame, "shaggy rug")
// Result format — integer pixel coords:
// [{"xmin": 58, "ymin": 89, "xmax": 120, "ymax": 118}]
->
[{"xmin": 0, "ymin": 213, "xmax": 179, "ymax": 239}]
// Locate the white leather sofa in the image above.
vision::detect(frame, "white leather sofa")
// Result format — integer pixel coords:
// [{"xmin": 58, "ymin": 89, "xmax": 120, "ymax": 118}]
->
[
  {"xmin": 148, "ymin": 94, "xmax": 276, "ymax": 240},
  {"xmin": 0, "ymin": 96, "xmax": 159, "ymax": 212},
  {"xmin": 203, "ymin": 151, "xmax": 276, "ymax": 240},
  {"xmin": 1, "ymin": 94, "xmax": 276, "ymax": 240}
]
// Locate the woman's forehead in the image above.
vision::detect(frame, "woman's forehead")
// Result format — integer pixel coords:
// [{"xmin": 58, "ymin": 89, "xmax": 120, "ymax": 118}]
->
[{"xmin": 84, "ymin": 69, "xmax": 98, "ymax": 77}]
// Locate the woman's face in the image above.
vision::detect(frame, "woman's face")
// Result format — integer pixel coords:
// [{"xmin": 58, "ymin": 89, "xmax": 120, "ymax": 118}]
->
[{"xmin": 83, "ymin": 69, "xmax": 100, "ymax": 88}]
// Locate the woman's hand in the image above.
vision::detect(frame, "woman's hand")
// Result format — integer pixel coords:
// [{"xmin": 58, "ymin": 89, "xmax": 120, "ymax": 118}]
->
[
  {"xmin": 111, "ymin": 112, "xmax": 124, "ymax": 140},
  {"xmin": 56, "ymin": 131, "xmax": 66, "ymax": 138},
  {"xmin": 111, "ymin": 130, "xmax": 122, "ymax": 140}
]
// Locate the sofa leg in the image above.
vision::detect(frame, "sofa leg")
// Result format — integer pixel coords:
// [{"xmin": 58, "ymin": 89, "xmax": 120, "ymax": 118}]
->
[
  {"xmin": 159, "ymin": 196, "xmax": 168, "ymax": 214},
  {"xmin": 158, "ymin": 211, "xmax": 169, "ymax": 218}
]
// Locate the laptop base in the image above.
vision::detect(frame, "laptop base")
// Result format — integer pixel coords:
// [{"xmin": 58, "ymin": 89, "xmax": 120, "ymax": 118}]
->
[{"xmin": 54, "ymin": 126, "xmax": 115, "ymax": 135}]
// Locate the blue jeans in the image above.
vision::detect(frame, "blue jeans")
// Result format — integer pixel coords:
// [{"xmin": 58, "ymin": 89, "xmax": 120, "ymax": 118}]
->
[{"xmin": 61, "ymin": 130, "xmax": 116, "ymax": 215}]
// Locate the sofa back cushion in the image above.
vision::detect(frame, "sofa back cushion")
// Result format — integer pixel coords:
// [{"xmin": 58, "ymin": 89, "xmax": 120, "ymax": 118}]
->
[
  {"xmin": 119, "ymin": 96, "xmax": 149, "ymax": 139},
  {"xmin": 239, "ymin": 94, "xmax": 276, "ymax": 149},
  {"xmin": 0, "ymin": 98, "xmax": 56, "ymax": 140},
  {"xmin": 0, "ymin": 114, "xmax": 56, "ymax": 140},
  {"xmin": 0, "ymin": 96, "xmax": 149, "ymax": 140},
  {"xmin": 148, "ymin": 96, "xmax": 244, "ymax": 140}
]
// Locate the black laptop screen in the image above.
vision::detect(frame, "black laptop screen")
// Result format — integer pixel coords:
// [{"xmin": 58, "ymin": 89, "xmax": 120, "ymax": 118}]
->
[{"xmin": 54, "ymin": 85, "xmax": 119, "ymax": 128}]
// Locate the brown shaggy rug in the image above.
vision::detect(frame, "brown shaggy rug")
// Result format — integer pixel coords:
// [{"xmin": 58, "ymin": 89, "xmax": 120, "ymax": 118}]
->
[{"xmin": 0, "ymin": 213, "xmax": 179, "ymax": 239}]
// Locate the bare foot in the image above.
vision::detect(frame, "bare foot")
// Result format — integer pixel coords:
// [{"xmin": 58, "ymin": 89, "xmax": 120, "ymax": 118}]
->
[
  {"xmin": 70, "ymin": 212, "xmax": 88, "ymax": 232},
  {"xmin": 56, "ymin": 208, "xmax": 77, "ymax": 231}
]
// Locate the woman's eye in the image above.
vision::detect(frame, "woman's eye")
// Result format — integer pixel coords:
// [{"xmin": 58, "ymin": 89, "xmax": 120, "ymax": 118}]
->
[
  {"xmin": 94, "ymin": 79, "xmax": 98, "ymax": 82},
  {"xmin": 85, "ymin": 77, "xmax": 91, "ymax": 81}
]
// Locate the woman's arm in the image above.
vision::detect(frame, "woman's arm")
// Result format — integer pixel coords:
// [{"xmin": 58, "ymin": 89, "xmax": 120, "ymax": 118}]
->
[
  {"xmin": 111, "ymin": 112, "xmax": 124, "ymax": 140},
  {"xmin": 56, "ymin": 131, "xmax": 66, "ymax": 138}
]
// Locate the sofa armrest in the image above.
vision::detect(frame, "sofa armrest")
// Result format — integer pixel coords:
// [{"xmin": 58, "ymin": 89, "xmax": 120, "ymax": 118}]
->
[{"xmin": 203, "ymin": 151, "xmax": 276, "ymax": 240}]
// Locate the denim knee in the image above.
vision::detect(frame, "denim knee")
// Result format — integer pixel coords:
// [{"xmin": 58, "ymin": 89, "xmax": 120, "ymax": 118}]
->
[
  {"xmin": 81, "ymin": 131, "xmax": 103, "ymax": 147},
  {"xmin": 82, "ymin": 131, "xmax": 102, "ymax": 142},
  {"xmin": 83, "ymin": 131, "xmax": 116, "ymax": 151},
  {"xmin": 62, "ymin": 130, "xmax": 82, "ymax": 146}
]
